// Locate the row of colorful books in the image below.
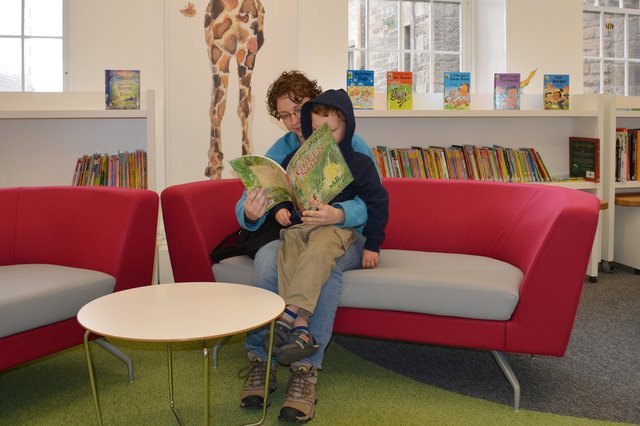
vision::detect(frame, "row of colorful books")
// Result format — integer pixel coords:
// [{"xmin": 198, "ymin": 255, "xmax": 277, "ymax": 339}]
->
[
  {"xmin": 72, "ymin": 150, "xmax": 147, "ymax": 189},
  {"xmin": 371, "ymin": 144, "xmax": 552, "ymax": 183},
  {"xmin": 347, "ymin": 70, "xmax": 569, "ymax": 111},
  {"xmin": 615, "ymin": 128, "xmax": 640, "ymax": 182}
]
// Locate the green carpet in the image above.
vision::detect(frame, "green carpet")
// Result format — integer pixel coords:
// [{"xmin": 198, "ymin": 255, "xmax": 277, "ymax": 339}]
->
[{"xmin": 0, "ymin": 336, "xmax": 628, "ymax": 425}]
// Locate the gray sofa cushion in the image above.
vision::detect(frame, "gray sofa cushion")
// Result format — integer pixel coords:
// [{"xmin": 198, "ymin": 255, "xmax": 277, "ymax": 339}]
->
[
  {"xmin": 213, "ymin": 249, "xmax": 523, "ymax": 321},
  {"xmin": 0, "ymin": 264, "xmax": 116, "ymax": 338}
]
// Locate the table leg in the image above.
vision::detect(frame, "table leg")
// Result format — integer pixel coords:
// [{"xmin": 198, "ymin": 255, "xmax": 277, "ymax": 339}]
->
[
  {"xmin": 202, "ymin": 342, "xmax": 210, "ymax": 426},
  {"xmin": 244, "ymin": 320, "xmax": 276, "ymax": 426},
  {"xmin": 83, "ymin": 330, "xmax": 103, "ymax": 426},
  {"xmin": 167, "ymin": 343, "xmax": 184, "ymax": 425}
]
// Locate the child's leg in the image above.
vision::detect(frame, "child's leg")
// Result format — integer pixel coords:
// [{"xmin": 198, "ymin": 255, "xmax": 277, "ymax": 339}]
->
[
  {"xmin": 277, "ymin": 225, "xmax": 311, "ymax": 302},
  {"xmin": 285, "ymin": 226, "xmax": 355, "ymax": 314}
]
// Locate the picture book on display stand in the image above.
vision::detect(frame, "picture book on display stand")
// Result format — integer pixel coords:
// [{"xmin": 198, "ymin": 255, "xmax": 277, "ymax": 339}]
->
[
  {"xmin": 347, "ymin": 70, "xmax": 375, "ymax": 110},
  {"xmin": 105, "ymin": 70, "xmax": 141, "ymax": 110},
  {"xmin": 443, "ymin": 72, "xmax": 471, "ymax": 110},
  {"xmin": 543, "ymin": 74, "xmax": 570, "ymax": 110},
  {"xmin": 493, "ymin": 73, "xmax": 520, "ymax": 110},
  {"xmin": 386, "ymin": 71, "xmax": 412, "ymax": 110}
]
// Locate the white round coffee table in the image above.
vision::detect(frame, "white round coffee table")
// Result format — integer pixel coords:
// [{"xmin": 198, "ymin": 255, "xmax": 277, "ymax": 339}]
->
[{"xmin": 77, "ymin": 282, "xmax": 284, "ymax": 426}]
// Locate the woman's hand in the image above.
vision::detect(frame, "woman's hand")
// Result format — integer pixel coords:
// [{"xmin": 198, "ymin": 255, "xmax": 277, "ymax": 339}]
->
[
  {"xmin": 275, "ymin": 208, "xmax": 292, "ymax": 226},
  {"xmin": 301, "ymin": 199, "xmax": 345, "ymax": 225},
  {"xmin": 362, "ymin": 250, "xmax": 379, "ymax": 269},
  {"xmin": 244, "ymin": 189, "xmax": 268, "ymax": 222}
]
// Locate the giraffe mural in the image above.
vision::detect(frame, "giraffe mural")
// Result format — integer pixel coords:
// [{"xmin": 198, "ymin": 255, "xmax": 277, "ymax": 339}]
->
[{"xmin": 204, "ymin": 0, "xmax": 265, "ymax": 179}]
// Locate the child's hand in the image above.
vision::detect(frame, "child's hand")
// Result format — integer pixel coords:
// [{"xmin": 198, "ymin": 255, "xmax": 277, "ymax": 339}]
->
[
  {"xmin": 362, "ymin": 249, "xmax": 379, "ymax": 269},
  {"xmin": 275, "ymin": 208, "xmax": 292, "ymax": 226}
]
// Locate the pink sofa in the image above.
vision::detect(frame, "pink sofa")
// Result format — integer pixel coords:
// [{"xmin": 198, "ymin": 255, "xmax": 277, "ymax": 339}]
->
[
  {"xmin": 0, "ymin": 186, "xmax": 159, "ymax": 371},
  {"xmin": 161, "ymin": 178, "xmax": 599, "ymax": 409}
]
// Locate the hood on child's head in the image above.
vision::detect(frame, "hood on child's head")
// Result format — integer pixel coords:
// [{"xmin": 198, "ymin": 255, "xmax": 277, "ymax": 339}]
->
[{"xmin": 301, "ymin": 89, "xmax": 356, "ymax": 160}]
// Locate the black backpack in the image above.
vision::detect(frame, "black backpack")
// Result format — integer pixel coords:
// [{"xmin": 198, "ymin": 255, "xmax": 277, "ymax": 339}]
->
[{"xmin": 210, "ymin": 213, "xmax": 283, "ymax": 262}]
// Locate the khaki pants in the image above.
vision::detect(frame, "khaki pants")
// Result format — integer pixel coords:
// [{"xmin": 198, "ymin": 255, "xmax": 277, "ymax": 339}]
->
[{"xmin": 277, "ymin": 224, "xmax": 356, "ymax": 315}]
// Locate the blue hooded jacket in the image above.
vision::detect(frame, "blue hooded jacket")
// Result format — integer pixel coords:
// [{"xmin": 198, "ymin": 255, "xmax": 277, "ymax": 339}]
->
[{"xmin": 280, "ymin": 89, "xmax": 389, "ymax": 252}]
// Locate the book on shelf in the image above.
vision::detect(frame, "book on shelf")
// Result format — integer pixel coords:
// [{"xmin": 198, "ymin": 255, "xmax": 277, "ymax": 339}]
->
[
  {"xmin": 615, "ymin": 128, "xmax": 640, "ymax": 182},
  {"xmin": 386, "ymin": 71, "xmax": 412, "ymax": 110},
  {"xmin": 443, "ymin": 72, "xmax": 471, "ymax": 110},
  {"xmin": 105, "ymin": 69, "xmax": 141, "ymax": 110},
  {"xmin": 347, "ymin": 70, "xmax": 375, "ymax": 110},
  {"xmin": 543, "ymin": 74, "xmax": 569, "ymax": 110},
  {"xmin": 72, "ymin": 150, "xmax": 147, "ymax": 189},
  {"xmin": 229, "ymin": 123, "xmax": 353, "ymax": 213},
  {"xmin": 372, "ymin": 143, "xmax": 551, "ymax": 183},
  {"xmin": 493, "ymin": 73, "xmax": 521, "ymax": 110},
  {"xmin": 569, "ymin": 136, "xmax": 600, "ymax": 182}
]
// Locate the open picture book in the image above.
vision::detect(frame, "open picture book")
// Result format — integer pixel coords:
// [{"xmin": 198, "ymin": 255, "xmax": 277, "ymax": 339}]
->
[{"xmin": 229, "ymin": 123, "xmax": 354, "ymax": 213}]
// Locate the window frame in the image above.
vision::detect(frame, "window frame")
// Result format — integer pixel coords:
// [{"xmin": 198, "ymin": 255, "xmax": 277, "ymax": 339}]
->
[
  {"xmin": 348, "ymin": 0, "xmax": 471, "ymax": 94},
  {"xmin": 0, "ymin": 0, "xmax": 67, "ymax": 92},
  {"xmin": 583, "ymin": 1, "xmax": 640, "ymax": 95}
]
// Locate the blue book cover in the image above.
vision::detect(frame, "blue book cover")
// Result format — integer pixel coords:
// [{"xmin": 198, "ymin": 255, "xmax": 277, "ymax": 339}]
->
[
  {"xmin": 443, "ymin": 72, "xmax": 471, "ymax": 110},
  {"xmin": 347, "ymin": 70, "xmax": 375, "ymax": 110},
  {"xmin": 105, "ymin": 70, "xmax": 141, "ymax": 110},
  {"xmin": 543, "ymin": 74, "xmax": 569, "ymax": 110},
  {"xmin": 494, "ymin": 73, "xmax": 520, "ymax": 110}
]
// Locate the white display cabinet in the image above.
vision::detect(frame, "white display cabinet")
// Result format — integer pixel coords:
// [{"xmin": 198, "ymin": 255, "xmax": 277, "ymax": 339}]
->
[
  {"xmin": 0, "ymin": 90, "xmax": 156, "ymax": 190},
  {"xmin": 355, "ymin": 93, "xmax": 605, "ymax": 281},
  {"xmin": 601, "ymin": 95, "xmax": 640, "ymax": 272}
]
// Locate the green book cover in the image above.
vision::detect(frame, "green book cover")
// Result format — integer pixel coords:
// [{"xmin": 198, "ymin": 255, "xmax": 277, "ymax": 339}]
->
[
  {"xmin": 105, "ymin": 70, "xmax": 140, "ymax": 110},
  {"xmin": 229, "ymin": 123, "xmax": 354, "ymax": 212}
]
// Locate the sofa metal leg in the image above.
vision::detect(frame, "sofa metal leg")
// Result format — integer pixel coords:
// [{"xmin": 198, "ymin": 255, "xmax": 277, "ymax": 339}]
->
[
  {"xmin": 212, "ymin": 335, "xmax": 231, "ymax": 368},
  {"xmin": 490, "ymin": 350, "xmax": 520, "ymax": 411},
  {"xmin": 95, "ymin": 337, "xmax": 134, "ymax": 383}
]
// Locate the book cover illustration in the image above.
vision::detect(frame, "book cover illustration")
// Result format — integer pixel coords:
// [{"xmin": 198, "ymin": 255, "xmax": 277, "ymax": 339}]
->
[
  {"xmin": 543, "ymin": 74, "xmax": 569, "ymax": 110},
  {"xmin": 347, "ymin": 70, "xmax": 375, "ymax": 110},
  {"xmin": 386, "ymin": 71, "xmax": 412, "ymax": 110},
  {"xmin": 229, "ymin": 123, "xmax": 354, "ymax": 212},
  {"xmin": 569, "ymin": 136, "xmax": 600, "ymax": 182},
  {"xmin": 493, "ymin": 73, "xmax": 520, "ymax": 110},
  {"xmin": 105, "ymin": 70, "xmax": 141, "ymax": 110},
  {"xmin": 443, "ymin": 72, "xmax": 471, "ymax": 110}
]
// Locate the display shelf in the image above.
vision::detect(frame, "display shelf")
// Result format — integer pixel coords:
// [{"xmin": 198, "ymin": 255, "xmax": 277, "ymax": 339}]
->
[
  {"xmin": 355, "ymin": 94, "xmax": 604, "ymax": 280},
  {"xmin": 0, "ymin": 90, "xmax": 155, "ymax": 190},
  {"xmin": 601, "ymin": 95, "xmax": 640, "ymax": 268}
]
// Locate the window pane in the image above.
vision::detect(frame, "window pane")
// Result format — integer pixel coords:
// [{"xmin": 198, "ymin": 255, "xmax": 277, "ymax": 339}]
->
[
  {"xmin": 369, "ymin": 0, "xmax": 399, "ymax": 51},
  {"xmin": 600, "ymin": 0, "xmax": 621, "ymax": 6},
  {"xmin": 629, "ymin": 62, "xmax": 640, "ymax": 95},
  {"xmin": 405, "ymin": 52, "xmax": 430, "ymax": 93},
  {"xmin": 603, "ymin": 13, "xmax": 625, "ymax": 58},
  {"xmin": 371, "ymin": 50, "xmax": 399, "ymax": 93},
  {"xmin": 434, "ymin": 53, "xmax": 460, "ymax": 93},
  {"xmin": 0, "ymin": 38, "xmax": 22, "ymax": 91},
  {"xmin": 603, "ymin": 60, "xmax": 625, "ymax": 94},
  {"xmin": 348, "ymin": 50, "xmax": 367, "ymax": 70},
  {"xmin": 434, "ymin": 1, "xmax": 460, "ymax": 52},
  {"xmin": 348, "ymin": 0, "xmax": 367, "ymax": 49},
  {"xmin": 630, "ymin": 16, "xmax": 640, "ymax": 59},
  {"xmin": 24, "ymin": 38, "xmax": 63, "ymax": 91},
  {"xmin": 401, "ymin": 1, "xmax": 430, "ymax": 50},
  {"xmin": 624, "ymin": 0, "xmax": 640, "ymax": 8},
  {"xmin": 583, "ymin": 12, "xmax": 600, "ymax": 57},
  {"xmin": 25, "ymin": 0, "xmax": 63, "ymax": 37},
  {"xmin": 583, "ymin": 0, "xmax": 597, "ymax": 5},
  {"xmin": 584, "ymin": 59, "xmax": 600, "ymax": 94},
  {"xmin": 0, "ymin": 0, "xmax": 22, "ymax": 36}
]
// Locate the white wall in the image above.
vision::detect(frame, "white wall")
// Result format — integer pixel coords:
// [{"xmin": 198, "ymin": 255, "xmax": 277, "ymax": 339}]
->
[{"xmin": 506, "ymin": 0, "xmax": 584, "ymax": 94}]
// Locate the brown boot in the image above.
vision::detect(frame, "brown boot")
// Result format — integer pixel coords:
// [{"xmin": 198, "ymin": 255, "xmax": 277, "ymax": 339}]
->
[
  {"xmin": 278, "ymin": 365, "xmax": 318, "ymax": 423},
  {"xmin": 239, "ymin": 358, "xmax": 277, "ymax": 410}
]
